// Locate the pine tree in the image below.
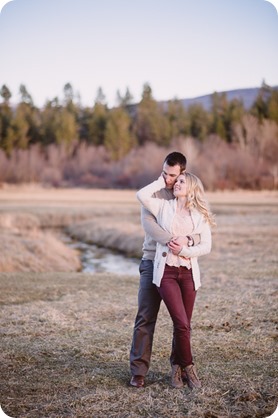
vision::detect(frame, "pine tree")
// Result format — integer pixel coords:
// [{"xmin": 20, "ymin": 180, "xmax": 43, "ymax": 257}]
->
[
  {"xmin": 0, "ymin": 85, "xmax": 12, "ymax": 103},
  {"xmin": 104, "ymin": 107, "xmax": 135, "ymax": 160},
  {"xmin": 134, "ymin": 83, "xmax": 171, "ymax": 146}
]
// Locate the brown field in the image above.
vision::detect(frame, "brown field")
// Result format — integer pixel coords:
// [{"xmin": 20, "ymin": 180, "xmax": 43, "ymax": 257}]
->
[{"xmin": 0, "ymin": 186, "xmax": 277, "ymax": 418}]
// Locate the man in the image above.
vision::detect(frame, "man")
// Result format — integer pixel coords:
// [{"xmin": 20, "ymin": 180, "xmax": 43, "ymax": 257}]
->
[{"xmin": 130, "ymin": 151, "xmax": 198, "ymax": 388}]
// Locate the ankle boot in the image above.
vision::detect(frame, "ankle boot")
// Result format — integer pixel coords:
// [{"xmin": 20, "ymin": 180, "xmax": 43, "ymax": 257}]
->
[
  {"xmin": 171, "ymin": 364, "xmax": 183, "ymax": 388},
  {"xmin": 184, "ymin": 364, "xmax": 202, "ymax": 389}
]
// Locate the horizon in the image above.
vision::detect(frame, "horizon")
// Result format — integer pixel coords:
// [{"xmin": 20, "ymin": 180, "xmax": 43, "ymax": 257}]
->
[{"xmin": 3, "ymin": 83, "xmax": 276, "ymax": 109}]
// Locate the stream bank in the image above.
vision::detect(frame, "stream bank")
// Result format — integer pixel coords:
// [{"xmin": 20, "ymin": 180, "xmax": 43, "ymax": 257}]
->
[{"xmin": 65, "ymin": 236, "xmax": 140, "ymax": 276}]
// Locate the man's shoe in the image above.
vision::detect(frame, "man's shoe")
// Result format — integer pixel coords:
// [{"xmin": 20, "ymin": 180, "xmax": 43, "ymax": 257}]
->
[
  {"xmin": 184, "ymin": 364, "xmax": 201, "ymax": 389},
  {"xmin": 130, "ymin": 375, "xmax": 145, "ymax": 388},
  {"xmin": 171, "ymin": 364, "xmax": 183, "ymax": 388}
]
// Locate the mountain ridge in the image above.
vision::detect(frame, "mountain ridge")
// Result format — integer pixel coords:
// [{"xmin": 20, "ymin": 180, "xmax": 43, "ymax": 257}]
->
[{"xmin": 163, "ymin": 85, "xmax": 278, "ymax": 111}]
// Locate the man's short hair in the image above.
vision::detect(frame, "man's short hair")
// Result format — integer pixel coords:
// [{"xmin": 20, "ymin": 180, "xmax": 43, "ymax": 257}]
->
[{"xmin": 164, "ymin": 152, "xmax": 187, "ymax": 172}]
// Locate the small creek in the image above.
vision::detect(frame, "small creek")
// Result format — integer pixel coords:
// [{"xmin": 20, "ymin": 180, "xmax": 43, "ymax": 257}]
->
[{"xmin": 65, "ymin": 237, "xmax": 140, "ymax": 276}]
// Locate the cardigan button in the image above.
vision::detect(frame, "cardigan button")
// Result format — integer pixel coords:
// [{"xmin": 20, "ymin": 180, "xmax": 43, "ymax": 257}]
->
[{"xmin": 162, "ymin": 252, "xmax": 167, "ymax": 257}]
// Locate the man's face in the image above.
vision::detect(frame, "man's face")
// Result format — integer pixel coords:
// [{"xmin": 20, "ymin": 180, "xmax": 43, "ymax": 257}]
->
[{"xmin": 162, "ymin": 163, "xmax": 182, "ymax": 189}]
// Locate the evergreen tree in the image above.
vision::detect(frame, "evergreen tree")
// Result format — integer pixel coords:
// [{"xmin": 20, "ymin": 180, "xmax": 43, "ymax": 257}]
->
[
  {"xmin": 95, "ymin": 87, "xmax": 106, "ymax": 106},
  {"xmin": 267, "ymin": 89, "xmax": 278, "ymax": 124},
  {"xmin": 134, "ymin": 83, "xmax": 171, "ymax": 145},
  {"xmin": 17, "ymin": 85, "xmax": 43, "ymax": 146},
  {"xmin": 116, "ymin": 87, "xmax": 133, "ymax": 107},
  {"xmin": 88, "ymin": 102, "xmax": 108, "ymax": 145},
  {"xmin": 63, "ymin": 82, "xmax": 80, "ymax": 132},
  {"xmin": 78, "ymin": 106, "xmax": 92, "ymax": 142},
  {"xmin": 63, "ymin": 82, "xmax": 74, "ymax": 104},
  {"xmin": 0, "ymin": 88, "xmax": 14, "ymax": 153},
  {"xmin": 41, "ymin": 99, "xmax": 77, "ymax": 146},
  {"xmin": 251, "ymin": 81, "xmax": 273, "ymax": 122},
  {"xmin": 104, "ymin": 107, "xmax": 135, "ymax": 160},
  {"xmin": 0, "ymin": 85, "xmax": 12, "ymax": 103},
  {"xmin": 187, "ymin": 104, "xmax": 209, "ymax": 141},
  {"xmin": 210, "ymin": 92, "xmax": 228, "ymax": 140},
  {"xmin": 166, "ymin": 99, "xmax": 190, "ymax": 138},
  {"xmin": 19, "ymin": 84, "xmax": 33, "ymax": 105},
  {"xmin": 225, "ymin": 99, "xmax": 245, "ymax": 142}
]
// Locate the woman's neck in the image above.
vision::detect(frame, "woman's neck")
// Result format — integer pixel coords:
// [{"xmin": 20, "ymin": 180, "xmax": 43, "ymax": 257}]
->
[{"xmin": 176, "ymin": 197, "xmax": 188, "ymax": 213}]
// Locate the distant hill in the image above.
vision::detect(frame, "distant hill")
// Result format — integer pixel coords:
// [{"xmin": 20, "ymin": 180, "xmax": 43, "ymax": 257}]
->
[{"xmin": 177, "ymin": 86, "xmax": 277, "ymax": 111}]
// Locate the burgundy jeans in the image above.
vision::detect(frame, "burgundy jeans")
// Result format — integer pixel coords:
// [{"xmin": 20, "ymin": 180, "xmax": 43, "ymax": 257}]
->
[{"xmin": 158, "ymin": 264, "xmax": 196, "ymax": 368}]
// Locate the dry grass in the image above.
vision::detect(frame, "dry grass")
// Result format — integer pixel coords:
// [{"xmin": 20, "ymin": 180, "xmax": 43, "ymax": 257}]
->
[
  {"xmin": 0, "ymin": 211, "xmax": 81, "ymax": 273},
  {"xmin": 0, "ymin": 186, "xmax": 278, "ymax": 417}
]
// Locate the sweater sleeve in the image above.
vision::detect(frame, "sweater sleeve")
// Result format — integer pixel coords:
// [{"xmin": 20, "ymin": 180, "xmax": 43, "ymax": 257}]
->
[
  {"xmin": 136, "ymin": 176, "xmax": 167, "ymax": 218},
  {"xmin": 141, "ymin": 206, "xmax": 173, "ymax": 245},
  {"xmin": 179, "ymin": 222, "xmax": 212, "ymax": 258}
]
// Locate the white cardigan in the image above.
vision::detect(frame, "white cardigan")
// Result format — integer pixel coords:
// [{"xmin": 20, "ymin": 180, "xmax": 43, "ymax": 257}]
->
[{"xmin": 137, "ymin": 176, "xmax": 212, "ymax": 289}]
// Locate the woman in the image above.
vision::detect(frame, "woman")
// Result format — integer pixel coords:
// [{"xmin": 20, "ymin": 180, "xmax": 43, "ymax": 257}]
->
[{"xmin": 136, "ymin": 172, "xmax": 215, "ymax": 389}]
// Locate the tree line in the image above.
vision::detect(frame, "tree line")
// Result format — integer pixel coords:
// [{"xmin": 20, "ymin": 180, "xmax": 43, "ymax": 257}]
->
[{"xmin": 0, "ymin": 81, "xmax": 277, "ymax": 189}]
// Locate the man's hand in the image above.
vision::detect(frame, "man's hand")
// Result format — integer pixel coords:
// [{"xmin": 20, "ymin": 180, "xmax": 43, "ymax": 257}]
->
[
  {"xmin": 172, "ymin": 236, "xmax": 189, "ymax": 246},
  {"xmin": 167, "ymin": 236, "xmax": 187, "ymax": 255}
]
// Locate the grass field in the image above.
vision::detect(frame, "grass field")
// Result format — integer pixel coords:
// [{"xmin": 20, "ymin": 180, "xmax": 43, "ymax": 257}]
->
[{"xmin": 0, "ymin": 186, "xmax": 277, "ymax": 417}]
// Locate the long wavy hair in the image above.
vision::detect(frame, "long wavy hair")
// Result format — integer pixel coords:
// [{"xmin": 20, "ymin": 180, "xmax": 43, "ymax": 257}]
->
[{"xmin": 181, "ymin": 172, "xmax": 216, "ymax": 227}]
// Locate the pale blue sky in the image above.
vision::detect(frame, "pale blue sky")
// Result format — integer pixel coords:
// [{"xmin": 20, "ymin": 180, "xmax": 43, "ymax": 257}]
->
[{"xmin": 0, "ymin": 0, "xmax": 277, "ymax": 107}]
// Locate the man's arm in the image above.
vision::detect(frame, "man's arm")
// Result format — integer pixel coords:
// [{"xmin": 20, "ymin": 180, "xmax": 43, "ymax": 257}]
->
[
  {"xmin": 141, "ymin": 206, "xmax": 172, "ymax": 245},
  {"xmin": 175, "ymin": 234, "xmax": 201, "ymax": 247},
  {"xmin": 169, "ymin": 224, "xmax": 211, "ymax": 257},
  {"xmin": 142, "ymin": 207, "xmax": 200, "ymax": 247}
]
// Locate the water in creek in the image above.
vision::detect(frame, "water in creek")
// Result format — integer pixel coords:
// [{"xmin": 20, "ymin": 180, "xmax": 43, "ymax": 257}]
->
[{"xmin": 68, "ymin": 240, "xmax": 140, "ymax": 276}]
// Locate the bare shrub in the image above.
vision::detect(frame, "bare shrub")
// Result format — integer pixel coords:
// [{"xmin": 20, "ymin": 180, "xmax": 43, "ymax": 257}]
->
[
  {"xmin": 0, "ymin": 145, "xmax": 45, "ymax": 183},
  {"xmin": 111, "ymin": 143, "xmax": 171, "ymax": 188},
  {"xmin": 62, "ymin": 144, "xmax": 112, "ymax": 187},
  {"xmin": 171, "ymin": 135, "xmax": 202, "ymax": 172},
  {"xmin": 0, "ymin": 132, "xmax": 277, "ymax": 189},
  {"xmin": 41, "ymin": 166, "xmax": 63, "ymax": 187},
  {"xmin": 232, "ymin": 116, "xmax": 278, "ymax": 186}
]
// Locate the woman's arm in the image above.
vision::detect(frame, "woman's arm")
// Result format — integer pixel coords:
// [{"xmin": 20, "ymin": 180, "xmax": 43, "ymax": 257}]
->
[
  {"xmin": 168, "ymin": 222, "xmax": 211, "ymax": 257},
  {"xmin": 178, "ymin": 222, "xmax": 212, "ymax": 257},
  {"xmin": 136, "ymin": 176, "xmax": 166, "ymax": 218}
]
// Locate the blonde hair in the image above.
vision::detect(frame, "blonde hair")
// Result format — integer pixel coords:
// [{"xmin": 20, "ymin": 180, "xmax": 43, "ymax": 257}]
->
[{"xmin": 181, "ymin": 172, "xmax": 216, "ymax": 227}]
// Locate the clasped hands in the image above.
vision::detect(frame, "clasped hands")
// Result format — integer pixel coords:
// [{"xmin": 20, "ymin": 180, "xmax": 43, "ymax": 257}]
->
[{"xmin": 167, "ymin": 236, "xmax": 189, "ymax": 255}]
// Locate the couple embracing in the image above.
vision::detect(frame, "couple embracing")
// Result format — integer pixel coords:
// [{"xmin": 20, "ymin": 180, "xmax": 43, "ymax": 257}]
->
[{"xmin": 130, "ymin": 152, "xmax": 215, "ymax": 389}]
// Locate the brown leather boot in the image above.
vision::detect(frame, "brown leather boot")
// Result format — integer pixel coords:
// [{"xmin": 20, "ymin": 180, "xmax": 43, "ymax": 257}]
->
[
  {"xmin": 130, "ymin": 375, "xmax": 145, "ymax": 388},
  {"xmin": 184, "ymin": 364, "xmax": 202, "ymax": 389},
  {"xmin": 171, "ymin": 364, "xmax": 183, "ymax": 388}
]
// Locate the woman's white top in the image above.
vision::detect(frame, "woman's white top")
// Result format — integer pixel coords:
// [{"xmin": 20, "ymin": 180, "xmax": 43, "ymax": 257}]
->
[{"xmin": 136, "ymin": 176, "xmax": 212, "ymax": 289}]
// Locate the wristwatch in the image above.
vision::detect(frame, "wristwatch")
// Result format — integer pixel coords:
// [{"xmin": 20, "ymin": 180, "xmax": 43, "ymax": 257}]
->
[{"xmin": 187, "ymin": 236, "xmax": 194, "ymax": 247}]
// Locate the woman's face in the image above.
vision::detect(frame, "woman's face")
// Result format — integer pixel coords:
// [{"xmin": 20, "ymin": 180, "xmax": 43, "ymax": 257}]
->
[{"xmin": 173, "ymin": 175, "xmax": 187, "ymax": 197}]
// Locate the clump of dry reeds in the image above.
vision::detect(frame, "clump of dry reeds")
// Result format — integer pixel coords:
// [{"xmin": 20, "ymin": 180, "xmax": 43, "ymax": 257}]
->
[
  {"xmin": 66, "ymin": 219, "xmax": 144, "ymax": 258},
  {"xmin": 0, "ymin": 212, "xmax": 81, "ymax": 272}
]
